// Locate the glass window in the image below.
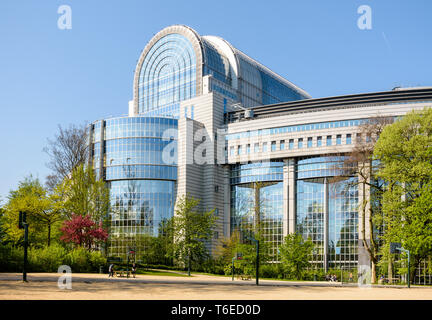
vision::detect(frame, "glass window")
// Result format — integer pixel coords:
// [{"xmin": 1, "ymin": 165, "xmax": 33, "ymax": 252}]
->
[
  {"xmin": 263, "ymin": 142, "xmax": 268, "ymax": 152},
  {"xmin": 289, "ymin": 139, "xmax": 294, "ymax": 150},
  {"xmin": 307, "ymin": 137, "xmax": 312, "ymax": 148},
  {"xmin": 346, "ymin": 134, "xmax": 352, "ymax": 145},
  {"xmin": 237, "ymin": 145, "xmax": 242, "ymax": 155},
  {"xmin": 317, "ymin": 136, "xmax": 322, "ymax": 147},
  {"xmin": 246, "ymin": 144, "xmax": 251, "ymax": 154},
  {"xmin": 280, "ymin": 140, "xmax": 285, "ymax": 150},
  {"xmin": 254, "ymin": 143, "xmax": 259, "ymax": 153},
  {"xmin": 298, "ymin": 138, "xmax": 303, "ymax": 149},
  {"xmin": 336, "ymin": 135, "xmax": 341, "ymax": 145},
  {"xmin": 271, "ymin": 141, "xmax": 276, "ymax": 152},
  {"xmin": 327, "ymin": 135, "xmax": 332, "ymax": 146}
]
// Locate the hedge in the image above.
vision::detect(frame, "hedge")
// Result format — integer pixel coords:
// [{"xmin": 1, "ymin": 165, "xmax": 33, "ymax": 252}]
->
[{"xmin": 0, "ymin": 244, "xmax": 106, "ymax": 273}]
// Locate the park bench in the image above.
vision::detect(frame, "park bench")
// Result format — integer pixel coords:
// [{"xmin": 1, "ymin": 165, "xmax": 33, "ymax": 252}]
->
[
  {"xmin": 115, "ymin": 270, "xmax": 131, "ymax": 278},
  {"xmin": 379, "ymin": 277, "xmax": 399, "ymax": 284},
  {"xmin": 239, "ymin": 274, "xmax": 252, "ymax": 280}
]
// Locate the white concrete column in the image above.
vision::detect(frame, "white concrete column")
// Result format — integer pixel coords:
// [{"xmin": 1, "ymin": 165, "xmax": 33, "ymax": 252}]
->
[
  {"xmin": 324, "ymin": 177, "xmax": 329, "ymax": 272},
  {"xmin": 287, "ymin": 158, "xmax": 296, "ymax": 234},
  {"xmin": 283, "ymin": 160, "xmax": 289, "ymax": 238},
  {"xmin": 223, "ymin": 166, "xmax": 230, "ymax": 238}
]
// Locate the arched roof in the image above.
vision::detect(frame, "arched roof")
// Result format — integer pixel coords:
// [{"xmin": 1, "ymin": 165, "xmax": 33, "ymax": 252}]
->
[
  {"xmin": 133, "ymin": 25, "xmax": 310, "ymax": 115},
  {"xmin": 133, "ymin": 25, "xmax": 205, "ymax": 115}
]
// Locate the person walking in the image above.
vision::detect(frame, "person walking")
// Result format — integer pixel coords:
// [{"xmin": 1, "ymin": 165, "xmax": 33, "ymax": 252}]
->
[
  {"xmin": 131, "ymin": 263, "xmax": 137, "ymax": 278},
  {"xmin": 108, "ymin": 263, "xmax": 114, "ymax": 278},
  {"xmin": 349, "ymin": 272, "xmax": 353, "ymax": 282}
]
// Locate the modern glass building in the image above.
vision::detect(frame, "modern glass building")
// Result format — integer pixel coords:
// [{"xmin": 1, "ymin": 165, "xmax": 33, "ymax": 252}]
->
[
  {"xmin": 89, "ymin": 24, "xmax": 432, "ymax": 278},
  {"xmin": 90, "ymin": 25, "xmax": 309, "ymax": 258}
]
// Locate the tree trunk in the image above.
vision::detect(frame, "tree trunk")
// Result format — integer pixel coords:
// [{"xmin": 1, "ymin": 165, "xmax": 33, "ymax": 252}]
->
[
  {"xmin": 371, "ymin": 259, "xmax": 377, "ymax": 283},
  {"xmin": 410, "ymin": 258, "xmax": 419, "ymax": 285},
  {"xmin": 388, "ymin": 254, "xmax": 393, "ymax": 284},
  {"xmin": 188, "ymin": 248, "xmax": 191, "ymax": 276},
  {"xmin": 47, "ymin": 224, "xmax": 51, "ymax": 247},
  {"xmin": 254, "ymin": 183, "xmax": 260, "ymax": 234}
]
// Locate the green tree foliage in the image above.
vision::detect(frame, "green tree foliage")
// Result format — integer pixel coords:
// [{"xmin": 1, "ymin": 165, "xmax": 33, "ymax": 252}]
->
[
  {"xmin": 140, "ymin": 220, "xmax": 174, "ymax": 266},
  {"xmin": 216, "ymin": 229, "xmax": 270, "ymax": 276},
  {"xmin": 0, "ymin": 203, "xmax": 5, "ymax": 243},
  {"xmin": 215, "ymin": 229, "xmax": 242, "ymax": 266},
  {"xmin": 234, "ymin": 240, "xmax": 270, "ymax": 276},
  {"xmin": 171, "ymin": 195, "xmax": 216, "ymax": 275},
  {"xmin": 373, "ymin": 107, "xmax": 432, "ymax": 283},
  {"xmin": 1, "ymin": 176, "xmax": 63, "ymax": 247},
  {"xmin": 279, "ymin": 233, "xmax": 314, "ymax": 280},
  {"xmin": 56, "ymin": 164, "xmax": 110, "ymax": 222}
]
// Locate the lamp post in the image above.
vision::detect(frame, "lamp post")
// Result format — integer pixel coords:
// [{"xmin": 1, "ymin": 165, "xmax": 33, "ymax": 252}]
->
[
  {"xmin": 232, "ymin": 257, "xmax": 235, "ymax": 281},
  {"xmin": 246, "ymin": 236, "xmax": 259, "ymax": 286},
  {"xmin": 18, "ymin": 211, "xmax": 29, "ymax": 282}
]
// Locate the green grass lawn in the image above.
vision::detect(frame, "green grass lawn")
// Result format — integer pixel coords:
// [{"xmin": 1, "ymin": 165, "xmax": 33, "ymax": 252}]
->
[{"xmin": 136, "ymin": 269, "xmax": 189, "ymax": 277}]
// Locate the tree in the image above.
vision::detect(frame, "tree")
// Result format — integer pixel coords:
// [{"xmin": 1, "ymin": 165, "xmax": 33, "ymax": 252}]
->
[
  {"xmin": 44, "ymin": 123, "xmax": 88, "ymax": 189},
  {"xmin": 215, "ymin": 229, "xmax": 242, "ymax": 266},
  {"xmin": 60, "ymin": 213, "xmax": 108, "ymax": 249},
  {"xmin": 373, "ymin": 108, "xmax": 432, "ymax": 284},
  {"xmin": 279, "ymin": 233, "xmax": 314, "ymax": 280},
  {"xmin": 171, "ymin": 195, "xmax": 216, "ymax": 275},
  {"xmin": 2, "ymin": 176, "xmax": 63, "ymax": 247},
  {"xmin": 56, "ymin": 164, "xmax": 110, "ymax": 222},
  {"xmin": 0, "ymin": 202, "xmax": 6, "ymax": 244},
  {"xmin": 139, "ymin": 219, "xmax": 174, "ymax": 266}
]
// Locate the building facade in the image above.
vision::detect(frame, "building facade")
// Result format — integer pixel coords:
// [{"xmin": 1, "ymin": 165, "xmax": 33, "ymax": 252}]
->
[{"xmin": 89, "ymin": 25, "xmax": 432, "ymax": 274}]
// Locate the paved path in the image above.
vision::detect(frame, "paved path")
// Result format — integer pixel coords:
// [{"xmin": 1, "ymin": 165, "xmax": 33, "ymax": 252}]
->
[{"xmin": 1, "ymin": 273, "xmax": 431, "ymax": 300}]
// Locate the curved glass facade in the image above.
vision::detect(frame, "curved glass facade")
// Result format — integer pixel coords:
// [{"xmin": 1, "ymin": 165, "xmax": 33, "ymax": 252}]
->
[
  {"xmin": 230, "ymin": 161, "xmax": 283, "ymax": 185},
  {"xmin": 202, "ymin": 40, "xmax": 233, "ymax": 86},
  {"xmin": 91, "ymin": 117, "xmax": 178, "ymax": 258},
  {"xmin": 138, "ymin": 33, "xmax": 197, "ymax": 116},
  {"xmin": 236, "ymin": 54, "xmax": 308, "ymax": 107}
]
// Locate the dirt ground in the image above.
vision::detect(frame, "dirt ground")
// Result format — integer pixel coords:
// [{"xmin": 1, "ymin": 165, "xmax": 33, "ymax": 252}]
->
[{"xmin": 1, "ymin": 273, "xmax": 432, "ymax": 300}]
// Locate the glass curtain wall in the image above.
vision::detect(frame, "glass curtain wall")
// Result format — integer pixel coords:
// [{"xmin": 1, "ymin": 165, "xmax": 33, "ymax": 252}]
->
[
  {"xmin": 296, "ymin": 156, "xmax": 359, "ymax": 271},
  {"xmin": 230, "ymin": 161, "xmax": 284, "ymax": 260},
  {"xmin": 95, "ymin": 117, "xmax": 178, "ymax": 258}
]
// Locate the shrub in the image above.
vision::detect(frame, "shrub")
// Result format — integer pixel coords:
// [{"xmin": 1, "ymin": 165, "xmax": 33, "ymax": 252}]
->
[
  {"xmin": 28, "ymin": 244, "xmax": 67, "ymax": 272},
  {"xmin": 199, "ymin": 259, "xmax": 225, "ymax": 275},
  {"xmin": 0, "ymin": 243, "xmax": 106, "ymax": 273},
  {"xmin": 0, "ymin": 244, "xmax": 23, "ymax": 272},
  {"xmin": 260, "ymin": 263, "xmax": 285, "ymax": 279},
  {"xmin": 64, "ymin": 247, "xmax": 106, "ymax": 273}
]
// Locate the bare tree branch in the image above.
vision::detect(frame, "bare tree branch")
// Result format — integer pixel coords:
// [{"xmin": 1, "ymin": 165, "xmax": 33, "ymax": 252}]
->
[{"xmin": 43, "ymin": 123, "xmax": 89, "ymax": 188}]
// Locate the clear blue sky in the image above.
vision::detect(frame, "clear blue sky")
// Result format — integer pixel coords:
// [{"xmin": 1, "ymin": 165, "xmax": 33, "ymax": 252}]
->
[{"xmin": 0, "ymin": 0, "xmax": 431, "ymax": 201}]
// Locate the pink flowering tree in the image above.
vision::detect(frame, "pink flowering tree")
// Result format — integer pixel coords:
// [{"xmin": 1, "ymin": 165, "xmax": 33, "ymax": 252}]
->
[{"xmin": 60, "ymin": 213, "xmax": 108, "ymax": 249}]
